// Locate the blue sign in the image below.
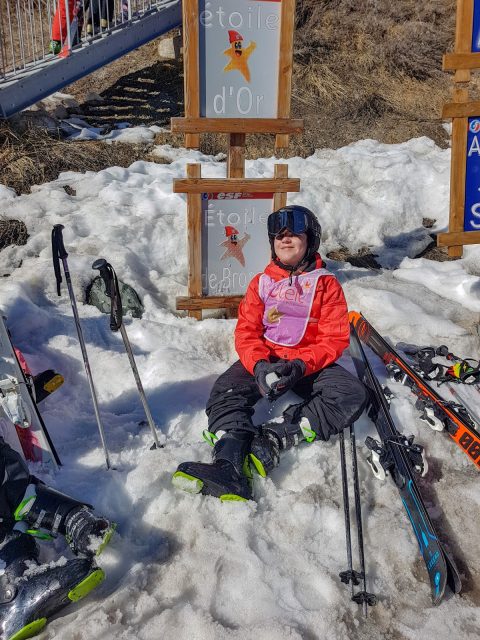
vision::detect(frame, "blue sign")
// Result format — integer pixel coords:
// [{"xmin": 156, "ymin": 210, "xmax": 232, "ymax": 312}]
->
[
  {"xmin": 473, "ymin": 0, "xmax": 480, "ymax": 52},
  {"xmin": 464, "ymin": 118, "xmax": 480, "ymax": 231}
]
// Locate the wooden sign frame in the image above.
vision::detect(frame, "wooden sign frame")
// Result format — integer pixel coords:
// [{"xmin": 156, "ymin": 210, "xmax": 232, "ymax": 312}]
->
[
  {"xmin": 175, "ymin": 0, "xmax": 302, "ymax": 149},
  {"xmin": 175, "ymin": 163, "xmax": 300, "ymax": 319},
  {"xmin": 441, "ymin": 0, "xmax": 480, "ymax": 256}
]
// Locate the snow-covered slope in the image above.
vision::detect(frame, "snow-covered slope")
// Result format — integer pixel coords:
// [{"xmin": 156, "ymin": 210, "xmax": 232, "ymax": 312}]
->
[{"xmin": 0, "ymin": 137, "xmax": 479, "ymax": 639}]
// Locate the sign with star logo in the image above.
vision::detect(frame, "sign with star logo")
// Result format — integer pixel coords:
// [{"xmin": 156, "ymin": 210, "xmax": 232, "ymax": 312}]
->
[
  {"xmin": 198, "ymin": 0, "xmax": 281, "ymax": 118},
  {"xmin": 202, "ymin": 192, "xmax": 273, "ymax": 294}
]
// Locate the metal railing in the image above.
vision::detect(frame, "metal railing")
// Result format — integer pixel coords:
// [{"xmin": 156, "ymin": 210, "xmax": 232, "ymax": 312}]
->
[{"xmin": 0, "ymin": 0, "xmax": 173, "ymax": 82}]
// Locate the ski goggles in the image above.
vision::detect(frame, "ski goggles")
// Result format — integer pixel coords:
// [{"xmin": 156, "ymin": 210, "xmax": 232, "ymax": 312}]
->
[{"xmin": 267, "ymin": 209, "xmax": 309, "ymax": 237}]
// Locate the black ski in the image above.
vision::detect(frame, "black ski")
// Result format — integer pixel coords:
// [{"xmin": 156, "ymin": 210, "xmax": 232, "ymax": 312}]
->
[{"xmin": 349, "ymin": 323, "xmax": 461, "ymax": 605}]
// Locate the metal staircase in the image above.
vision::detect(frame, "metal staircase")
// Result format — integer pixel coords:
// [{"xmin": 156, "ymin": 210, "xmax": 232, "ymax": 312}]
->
[{"xmin": 0, "ymin": 0, "xmax": 181, "ymax": 118}]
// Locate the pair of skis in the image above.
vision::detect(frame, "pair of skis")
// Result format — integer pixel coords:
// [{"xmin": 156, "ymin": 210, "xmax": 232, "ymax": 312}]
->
[
  {"xmin": 350, "ymin": 312, "xmax": 480, "ymax": 470},
  {"xmin": 52, "ymin": 225, "xmax": 160, "ymax": 470},
  {"xmin": 349, "ymin": 314, "xmax": 463, "ymax": 605}
]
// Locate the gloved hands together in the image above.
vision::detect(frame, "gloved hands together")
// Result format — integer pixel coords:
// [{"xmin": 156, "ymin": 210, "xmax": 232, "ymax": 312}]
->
[{"xmin": 254, "ymin": 359, "xmax": 306, "ymax": 399}]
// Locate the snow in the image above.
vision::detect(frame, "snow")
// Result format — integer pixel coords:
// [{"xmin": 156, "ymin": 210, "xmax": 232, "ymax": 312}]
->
[{"xmin": 0, "ymin": 137, "xmax": 480, "ymax": 638}]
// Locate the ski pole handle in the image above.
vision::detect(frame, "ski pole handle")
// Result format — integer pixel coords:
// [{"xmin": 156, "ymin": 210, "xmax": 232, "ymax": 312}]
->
[
  {"xmin": 92, "ymin": 258, "xmax": 111, "ymax": 293},
  {"xmin": 51, "ymin": 224, "xmax": 69, "ymax": 296},
  {"xmin": 52, "ymin": 224, "xmax": 68, "ymax": 259}
]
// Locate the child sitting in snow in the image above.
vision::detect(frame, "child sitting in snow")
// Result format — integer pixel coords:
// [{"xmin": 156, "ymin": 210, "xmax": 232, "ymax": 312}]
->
[{"xmin": 172, "ymin": 205, "xmax": 367, "ymax": 501}]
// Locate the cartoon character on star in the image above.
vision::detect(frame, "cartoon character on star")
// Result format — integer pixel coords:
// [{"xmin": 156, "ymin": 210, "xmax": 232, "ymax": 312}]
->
[
  {"xmin": 220, "ymin": 226, "xmax": 251, "ymax": 267},
  {"xmin": 223, "ymin": 30, "xmax": 256, "ymax": 83}
]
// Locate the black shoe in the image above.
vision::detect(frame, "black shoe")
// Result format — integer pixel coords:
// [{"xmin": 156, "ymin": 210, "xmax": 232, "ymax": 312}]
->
[
  {"xmin": 250, "ymin": 433, "xmax": 280, "ymax": 476},
  {"xmin": 250, "ymin": 418, "xmax": 316, "ymax": 477},
  {"xmin": 172, "ymin": 430, "xmax": 253, "ymax": 501},
  {"xmin": 172, "ymin": 459, "xmax": 252, "ymax": 501},
  {"xmin": 64, "ymin": 507, "xmax": 116, "ymax": 557},
  {"xmin": 0, "ymin": 533, "xmax": 105, "ymax": 640}
]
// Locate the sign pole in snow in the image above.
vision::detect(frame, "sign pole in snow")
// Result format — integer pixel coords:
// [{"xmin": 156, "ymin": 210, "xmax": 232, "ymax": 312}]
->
[
  {"xmin": 173, "ymin": 0, "xmax": 303, "ymax": 319},
  {"xmin": 441, "ymin": 0, "xmax": 480, "ymax": 256}
]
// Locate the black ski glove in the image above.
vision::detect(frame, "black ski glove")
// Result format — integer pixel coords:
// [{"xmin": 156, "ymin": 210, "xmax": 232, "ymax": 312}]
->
[
  {"xmin": 268, "ymin": 359, "xmax": 306, "ymax": 398},
  {"xmin": 254, "ymin": 360, "xmax": 285, "ymax": 398}
]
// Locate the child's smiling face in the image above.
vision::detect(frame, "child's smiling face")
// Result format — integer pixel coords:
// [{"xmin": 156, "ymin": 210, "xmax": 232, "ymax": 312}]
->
[{"xmin": 274, "ymin": 230, "xmax": 308, "ymax": 267}]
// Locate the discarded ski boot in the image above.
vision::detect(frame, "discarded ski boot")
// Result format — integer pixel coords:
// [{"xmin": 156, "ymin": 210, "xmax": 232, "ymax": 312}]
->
[
  {"xmin": 32, "ymin": 370, "xmax": 64, "ymax": 404},
  {"xmin": 250, "ymin": 417, "xmax": 316, "ymax": 477},
  {"xmin": 172, "ymin": 431, "xmax": 253, "ymax": 501},
  {"xmin": 15, "ymin": 484, "xmax": 115, "ymax": 557},
  {"xmin": 0, "ymin": 531, "xmax": 105, "ymax": 640}
]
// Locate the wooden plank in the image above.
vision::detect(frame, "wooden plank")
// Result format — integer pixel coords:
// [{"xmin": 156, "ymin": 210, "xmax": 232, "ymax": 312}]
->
[
  {"xmin": 182, "ymin": 0, "xmax": 200, "ymax": 149},
  {"xmin": 442, "ymin": 100, "xmax": 480, "ymax": 118},
  {"xmin": 173, "ymin": 178, "xmax": 301, "ymax": 194},
  {"xmin": 276, "ymin": 0, "xmax": 295, "ymax": 149},
  {"xmin": 455, "ymin": 0, "xmax": 474, "ymax": 52},
  {"xmin": 448, "ymin": 245, "xmax": 464, "ymax": 258},
  {"xmin": 171, "ymin": 117, "xmax": 304, "ymax": 134},
  {"xmin": 273, "ymin": 164, "xmax": 289, "ymax": 210},
  {"xmin": 228, "ymin": 133, "xmax": 245, "ymax": 178},
  {"xmin": 176, "ymin": 295, "xmax": 243, "ymax": 311},
  {"xmin": 437, "ymin": 230, "xmax": 480, "ymax": 246},
  {"xmin": 451, "ymin": 0, "xmax": 474, "ymax": 81},
  {"xmin": 443, "ymin": 52, "xmax": 480, "ymax": 70},
  {"xmin": 444, "ymin": 116, "xmax": 469, "ymax": 259},
  {"xmin": 186, "ymin": 164, "xmax": 202, "ymax": 319}
]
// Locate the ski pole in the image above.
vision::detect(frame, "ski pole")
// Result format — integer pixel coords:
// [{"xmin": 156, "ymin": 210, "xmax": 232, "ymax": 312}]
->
[
  {"xmin": 349, "ymin": 422, "xmax": 376, "ymax": 617},
  {"xmin": 92, "ymin": 259, "xmax": 161, "ymax": 449},
  {"xmin": 338, "ymin": 430, "xmax": 361, "ymax": 597},
  {"xmin": 51, "ymin": 225, "xmax": 112, "ymax": 469}
]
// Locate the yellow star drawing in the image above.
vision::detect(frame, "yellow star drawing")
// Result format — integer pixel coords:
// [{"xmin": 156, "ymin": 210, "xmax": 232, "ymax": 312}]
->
[{"xmin": 223, "ymin": 34, "xmax": 256, "ymax": 83}]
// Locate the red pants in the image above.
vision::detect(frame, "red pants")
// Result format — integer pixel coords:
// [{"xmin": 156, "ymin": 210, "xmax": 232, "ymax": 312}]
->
[{"xmin": 51, "ymin": 0, "xmax": 75, "ymax": 42}]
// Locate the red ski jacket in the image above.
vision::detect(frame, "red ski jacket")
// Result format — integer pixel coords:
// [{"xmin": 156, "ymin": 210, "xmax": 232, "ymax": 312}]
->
[{"xmin": 234, "ymin": 254, "xmax": 350, "ymax": 376}]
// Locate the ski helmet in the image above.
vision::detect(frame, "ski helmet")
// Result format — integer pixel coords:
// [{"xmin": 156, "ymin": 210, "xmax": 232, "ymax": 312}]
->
[{"xmin": 267, "ymin": 205, "xmax": 322, "ymax": 265}]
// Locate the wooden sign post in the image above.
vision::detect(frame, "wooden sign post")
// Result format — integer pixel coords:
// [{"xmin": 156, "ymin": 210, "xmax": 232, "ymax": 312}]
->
[
  {"xmin": 173, "ymin": 0, "xmax": 303, "ymax": 319},
  {"xmin": 441, "ymin": 0, "xmax": 480, "ymax": 256}
]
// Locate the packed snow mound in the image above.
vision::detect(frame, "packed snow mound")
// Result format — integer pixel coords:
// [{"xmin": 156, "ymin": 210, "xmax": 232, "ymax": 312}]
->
[
  {"xmin": 0, "ymin": 137, "xmax": 459, "ymax": 314},
  {"xmin": 0, "ymin": 137, "xmax": 479, "ymax": 639}
]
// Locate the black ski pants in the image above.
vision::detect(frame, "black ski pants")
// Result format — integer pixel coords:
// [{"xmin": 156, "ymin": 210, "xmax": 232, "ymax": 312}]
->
[{"xmin": 206, "ymin": 360, "xmax": 368, "ymax": 441}]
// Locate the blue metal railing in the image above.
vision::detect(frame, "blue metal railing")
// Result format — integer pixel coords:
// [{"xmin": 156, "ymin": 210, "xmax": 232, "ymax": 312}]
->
[{"xmin": 0, "ymin": 0, "xmax": 181, "ymax": 117}]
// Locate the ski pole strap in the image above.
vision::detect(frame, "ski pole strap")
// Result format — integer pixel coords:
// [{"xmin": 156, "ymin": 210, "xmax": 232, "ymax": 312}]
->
[
  {"xmin": 109, "ymin": 265, "xmax": 123, "ymax": 332},
  {"xmin": 92, "ymin": 259, "xmax": 123, "ymax": 331},
  {"xmin": 51, "ymin": 225, "xmax": 68, "ymax": 296}
]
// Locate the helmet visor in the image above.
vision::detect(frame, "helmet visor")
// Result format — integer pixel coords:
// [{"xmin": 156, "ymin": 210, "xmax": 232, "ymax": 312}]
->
[{"xmin": 267, "ymin": 209, "xmax": 309, "ymax": 237}]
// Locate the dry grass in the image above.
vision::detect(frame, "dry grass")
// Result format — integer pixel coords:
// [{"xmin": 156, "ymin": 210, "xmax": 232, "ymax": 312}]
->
[
  {"xmin": 0, "ymin": 123, "xmax": 163, "ymax": 194},
  {"xmin": 289, "ymin": 0, "xmax": 457, "ymax": 149}
]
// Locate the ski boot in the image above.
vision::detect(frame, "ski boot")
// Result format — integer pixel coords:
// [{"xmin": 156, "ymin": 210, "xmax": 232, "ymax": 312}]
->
[
  {"xmin": 172, "ymin": 431, "xmax": 253, "ymax": 501},
  {"xmin": 0, "ymin": 531, "xmax": 104, "ymax": 640},
  {"xmin": 48, "ymin": 40, "xmax": 61, "ymax": 55},
  {"xmin": 15, "ymin": 483, "xmax": 115, "ymax": 557},
  {"xmin": 250, "ymin": 416, "xmax": 316, "ymax": 477}
]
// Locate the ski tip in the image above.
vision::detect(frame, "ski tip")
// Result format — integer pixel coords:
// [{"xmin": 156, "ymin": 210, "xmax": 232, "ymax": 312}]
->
[{"xmin": 348, "ymin": 310, "xmax": 362, "ymax": 325}]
